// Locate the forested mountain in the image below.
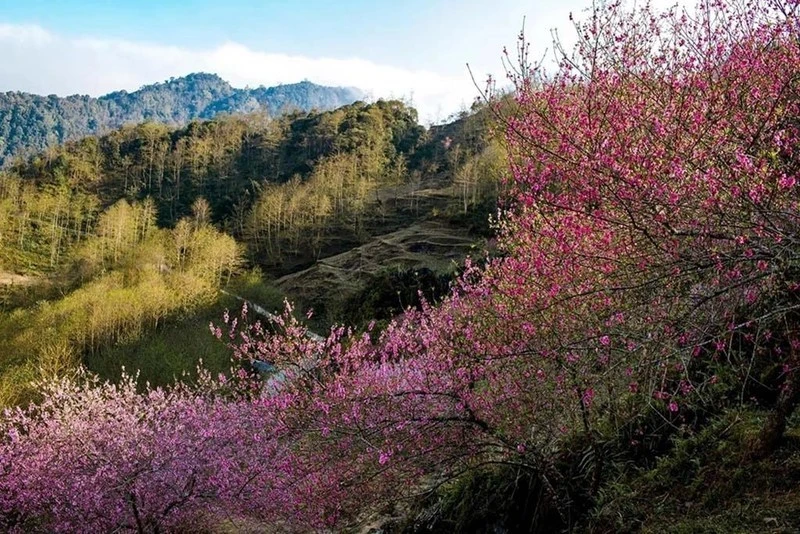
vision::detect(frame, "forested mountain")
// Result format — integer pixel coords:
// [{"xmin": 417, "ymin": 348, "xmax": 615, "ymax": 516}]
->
[
  {"xmin": 0, "ymin": 73, "xmax": 364, "ymax": 166},
  {"xmin": 4, "ymin": 99, "xmax": 496, "ymax": 269},
  {"xmin": 7, "ymin": 100, "xmax": 424, "ymax": 236}
]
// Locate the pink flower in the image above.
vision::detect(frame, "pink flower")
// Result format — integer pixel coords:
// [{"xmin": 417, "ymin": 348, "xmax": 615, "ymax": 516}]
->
[{"xmin": 779, "ymin": 174, "xmax": 796, "ymax": 189}]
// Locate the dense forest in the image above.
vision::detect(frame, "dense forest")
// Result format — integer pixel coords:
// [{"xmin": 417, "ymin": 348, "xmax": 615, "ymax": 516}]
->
[
  {"xmin": 4, "ymin": 1, "xmax": 800, "ymax": 532},
  {"xmin": 0, "ymin": 73, "xmax": 364, "ymax": 166},
  {"xmin": 2, "ymin": 97, "xmax": 498, "ymax": 269}
]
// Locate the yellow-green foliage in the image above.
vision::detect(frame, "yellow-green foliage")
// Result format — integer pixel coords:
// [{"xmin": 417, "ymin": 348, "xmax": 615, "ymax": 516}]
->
[
  {"xmin": 451, "ymin": 140, "xmax": 506, "ymax": 214},
  {"xmin": 0, "ymin": 173, "xmax": 99, "ymax": 272},
  {"xmin": 0, "ymin": 198, "xmax": 241, "ymax": 407},
  {"xmin": 246, "ymin": 148, "xmax": 404, "ymax": 257},
  {"xmin": 243, "ymin": 100, "xmax": 425, "ymax": 258}
]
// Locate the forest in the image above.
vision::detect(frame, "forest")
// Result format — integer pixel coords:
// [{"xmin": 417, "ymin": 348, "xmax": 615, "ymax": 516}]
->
[
  {"xmin": 3, "ymin": 0, "xmax": 800, "ymax": 532},
  {"xmin": 0, "ymin": 73, "xmax": 363, "ymax": 166}
]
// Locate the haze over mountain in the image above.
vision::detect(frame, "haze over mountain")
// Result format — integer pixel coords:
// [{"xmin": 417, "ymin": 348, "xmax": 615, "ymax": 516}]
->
[{"xmin": 0, "ymin": 73, "xmax": 364, "ymax": 165}]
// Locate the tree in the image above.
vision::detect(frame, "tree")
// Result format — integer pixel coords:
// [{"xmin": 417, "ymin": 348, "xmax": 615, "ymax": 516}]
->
[
  {"xmin": 495, "ymin": 0, "xmax": 800, "ymax": 455},
  {"xmin": 190, "ymin": 197, "xmax": 211, "ymax": 227},
  {"xmin": 0, "ymin": 373, "xmax": 280, "ymax": 533},
  {"xmin": 220, "ymin": 0, "xmax": 800, "ymax": 523}
]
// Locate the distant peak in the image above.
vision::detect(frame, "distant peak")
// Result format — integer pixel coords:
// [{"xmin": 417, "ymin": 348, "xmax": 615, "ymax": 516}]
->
[
  {"xmin": 0, "ymin": 74, "xmax": 367, "ymax": 165},
  {"xmin": 127, "ymin": 73, "xmax": 233, "ymax": 95},
  {"xmin": 177, "ymin": 72, "xmax": 226, "ymax": 83}
]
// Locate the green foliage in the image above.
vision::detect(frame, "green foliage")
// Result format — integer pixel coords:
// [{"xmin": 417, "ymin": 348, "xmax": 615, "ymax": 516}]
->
[
  {"xmin": 399, "ymin": 410, "xmax": 800, "ymax": 534},
  {"xmin": 332, "ymin": 266, "xmax": 454, "ymax": 329},
  {"xmin": 403, "ymin": 466, "xmax": 562, "ymax": 534},
  {"xmin": 590, "ymin": 410, "xmax": 800, "ymax": 533},
  {"xmin": 242, "ymin": 101, "xmax": 431, "ymax": 258},
  {"xmin": 226, "ymin": 268, "xmax": 286, "ymax": 309},
  {"xmin": 0, "ymin": 73, "xmax": 363, "ymax": 166}
]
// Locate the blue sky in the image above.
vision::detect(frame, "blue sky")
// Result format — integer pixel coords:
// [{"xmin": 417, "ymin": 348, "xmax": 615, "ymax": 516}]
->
[
  {"xmin": 1, "ymin": 0, "xmax": 541, "ymax": 72},
  {"xmin": 0, "ymin": 0, "xmax": 679, "ymax": 121}
]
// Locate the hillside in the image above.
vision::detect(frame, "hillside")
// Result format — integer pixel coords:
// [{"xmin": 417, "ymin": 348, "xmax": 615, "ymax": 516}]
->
[
  {"xmin": 0, "ymin": 73, "xmax": 364, "ymax": 166},
  {"xmin": 0, "ymin": 97, "xmax": 499, "ymax": 404}
]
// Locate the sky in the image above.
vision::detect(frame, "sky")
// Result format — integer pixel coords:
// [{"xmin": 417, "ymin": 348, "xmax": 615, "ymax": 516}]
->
[{"xmin": 0, "ymin": 0, "xmax": 679, "ymax": 123}]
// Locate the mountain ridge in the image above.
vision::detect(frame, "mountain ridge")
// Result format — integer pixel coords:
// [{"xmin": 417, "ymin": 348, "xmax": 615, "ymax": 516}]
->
[{"xmin": 0, "ymin": 72, "xmax": 365, "ymax": 165}]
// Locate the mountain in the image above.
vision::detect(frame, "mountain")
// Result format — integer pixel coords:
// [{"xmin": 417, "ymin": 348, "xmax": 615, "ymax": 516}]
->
[{"xmin": 0, "ymin": 73, "xmax": 364, "ymax": 165}]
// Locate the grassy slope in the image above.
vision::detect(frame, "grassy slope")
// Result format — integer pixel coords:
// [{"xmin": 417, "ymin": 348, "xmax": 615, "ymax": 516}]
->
[
  {"xmin": 85, "ymin": 301, "xmax": 234, "ymax": 387},
  {"xmin": 85, "ymin": 274, "xmax": 286, "ymax": 388},
  {"xmin": 591, "ymin": 410, "xmax": 800, "ymax": 533},
  {"xmin": 81, "ymin": 161, "xmax": 489, "ymax": 386}
]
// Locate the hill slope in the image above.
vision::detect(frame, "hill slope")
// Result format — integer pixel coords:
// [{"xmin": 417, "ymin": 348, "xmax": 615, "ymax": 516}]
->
[
  {"xmin": 0, "ymin": 99, "xmax": 500, "ymax": 402},
  {"xmin": 0, "ymin": 73, "xmax": 364, "ymax": 165}
]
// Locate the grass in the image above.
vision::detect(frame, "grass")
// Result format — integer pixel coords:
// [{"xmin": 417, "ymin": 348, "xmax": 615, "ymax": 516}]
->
[
  {"xmin": 590, "ymin": 409, "xmax": 800, "ymax": 533},
  {"xmin": 389, "ymin": 408, "xmax": 800, "ymax": 534},
  {"xmin": 85, "ymin": 272, "xmax": 285, "ymax": 388},
  {"xmin": 0, "ymin": 269, "xmax": 286, "ymax": 406},
  {"xmin": 85, "ymin": 305, "xmax": 234, "ymax": 387}
]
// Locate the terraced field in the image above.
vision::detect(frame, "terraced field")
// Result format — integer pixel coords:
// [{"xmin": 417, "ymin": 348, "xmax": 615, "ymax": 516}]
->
[{"xmin": 277, "ymin": 219, "xmax": 482, "ymax": 313}]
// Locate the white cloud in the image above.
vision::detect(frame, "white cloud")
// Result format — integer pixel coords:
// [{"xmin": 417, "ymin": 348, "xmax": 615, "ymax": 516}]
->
[
  {"xmin": 0, "ymin": 0, "xmax": 692, "ymax": 124},
  {"xmin": 0, "ymin": 23, "xmax": 53, "ymax": 46},
  {"xmin": 0, "ymin": 24, "xmax": 478, "ymax": 123}
]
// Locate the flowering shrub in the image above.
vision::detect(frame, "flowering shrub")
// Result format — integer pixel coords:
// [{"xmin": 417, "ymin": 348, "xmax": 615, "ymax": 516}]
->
[
  {"xmin": 497, "ymin": 0, "xmax": 800, "ymax": 451},
  {"xmin": 0, "ymin": 373, "xmax": 291, "ymax": 532}
]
